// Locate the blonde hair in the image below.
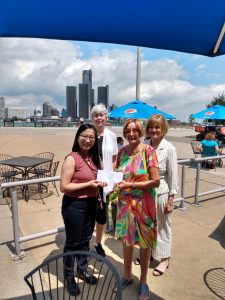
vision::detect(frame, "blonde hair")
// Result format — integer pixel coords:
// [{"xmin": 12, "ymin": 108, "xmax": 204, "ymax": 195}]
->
[
  {"xmin": 145, "ymin": 114, "xmax": 168, "ymax": 138},
  {"xmin": 123, "ymin": 119, "xmax": 144, "ymax": 138},
  {"xmin": 205, "ymin": 132, "xmax": 215, "ymax": 140}
]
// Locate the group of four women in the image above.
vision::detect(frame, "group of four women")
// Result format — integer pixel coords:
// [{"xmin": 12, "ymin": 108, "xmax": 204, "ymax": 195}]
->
[{"xmin": 60, "ymin": 104, "xmax": 178, "ymax": 300}]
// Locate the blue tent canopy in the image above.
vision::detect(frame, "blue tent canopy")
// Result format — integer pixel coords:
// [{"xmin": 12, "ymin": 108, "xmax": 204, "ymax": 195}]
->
[
  {"xmin": 0, "ymin": 0, "xmax": 225, "ymax": 57},
  {"xmin": 109, "ymin": 100, "xmax": 175, "ymax": 120},
  {"xmin": 192, "ymin": 105, "xmax": 225, "ymax": 120}
]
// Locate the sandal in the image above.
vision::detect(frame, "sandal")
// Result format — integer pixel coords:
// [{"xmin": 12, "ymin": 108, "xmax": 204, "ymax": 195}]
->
[
  {"xmin": 114, "ymin": 277, "xmax": 133, "ymax": 292},
  {"xmin": 138, "ymin": 282, "xmax": 150, "ymax": 300},
  {"xmin": 153, "ymin": 260, "xmax": 169, "ymax": 276}
]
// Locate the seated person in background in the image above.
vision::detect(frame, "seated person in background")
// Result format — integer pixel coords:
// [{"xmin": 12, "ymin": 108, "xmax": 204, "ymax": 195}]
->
[
  {"xmin": 197, "ymin": 132, "xmax": 221, "ymax": 168},
  {"xmin": 117, "ymin": 136, "xmax": 124, "ymax": 150}
]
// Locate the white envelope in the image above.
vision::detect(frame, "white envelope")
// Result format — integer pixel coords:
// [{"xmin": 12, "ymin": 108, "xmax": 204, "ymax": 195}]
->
[{"xmin": 97, "ymin": 170, "xmax": 123, "ymax": 184}]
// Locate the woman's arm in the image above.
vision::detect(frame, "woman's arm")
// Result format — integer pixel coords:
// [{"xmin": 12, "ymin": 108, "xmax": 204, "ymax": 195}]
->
[
  {"xmin": 215, "ymin": 145, "xmax": 221, "ymax": 155},
  {"xmin": 60, "ymin": 155, "xmax": 101, "ymax": 193},
  {"xmin": 117, "ymin": 169, "xmax": 160, "ymax": 190}
]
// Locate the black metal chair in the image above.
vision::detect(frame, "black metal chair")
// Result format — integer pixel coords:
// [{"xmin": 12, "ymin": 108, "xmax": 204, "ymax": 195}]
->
[
  {"xmin": 29, "ymin": 161, "xmax": 60, "ymax": 196},
  {"xmin": 24, "ymin": 250, "xmax": 122, "ymax": 300},
  {"xmin": 0, "ymin": 154, "xmax": 23, "ymax": 197},
  {"xmin": 190, "ymin": 141, "xmax": 201, "ymax": 158},
  {"xmin": 27, "ymin": 152, "xmax": 55, "ymax": 177}
]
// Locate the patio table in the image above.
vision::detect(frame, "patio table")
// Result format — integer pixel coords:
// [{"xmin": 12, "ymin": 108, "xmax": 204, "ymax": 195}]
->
[{"xmin": 0, "ymin": 156, "xmax": 51, "ymax": 201}]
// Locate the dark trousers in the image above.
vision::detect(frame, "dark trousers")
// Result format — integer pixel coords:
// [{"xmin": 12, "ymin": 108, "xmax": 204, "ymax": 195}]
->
[{"xmin": 61, "ymin": 194, "xmax": 98, "ymax": 277}]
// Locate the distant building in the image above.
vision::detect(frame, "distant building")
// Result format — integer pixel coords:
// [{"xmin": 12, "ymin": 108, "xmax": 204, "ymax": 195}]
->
[
  {"xmin": 5, "ymin": 107, "xmax": 29, "ymax": 119},
  {"xmin": 109, "ymin": 104, "xmax": 118, "ymax": 112},
  {"xmin": 79, "ymin": 84, "xmax": 89, "ymax": 119},
  {"xmin": 43, "ymin": 102, "xmax": 51, "ymax": 117},
  {"xmin": 66, "ymin": 86, "xmax": 77, "ymax": 119},
  {"xmin": 49, "ymin": 106, "xmax": 60, "ymax": 117},
  {"xmin": 79, "ymin": 70, "xmax": 94, "ymax": 118},
  {"xmin": 98, "ymin": 85, "xmax": 109, "ymax": 108},
  {"xmin": 61, "ymin": 108, "xmax": 67, "ymax": 118},
  {"xmin": 0, "ymin": 97, "xmax": 5, "ymax": 109},
  {"xmin": 34, "ymin": 105, "xmax": 42, "ymax": 117}
]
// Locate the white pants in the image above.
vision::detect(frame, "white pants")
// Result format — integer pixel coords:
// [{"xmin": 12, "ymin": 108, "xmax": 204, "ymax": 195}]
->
[{"xmin": 152, "ymin": 193, "xmax": 172, "ymax": 260}]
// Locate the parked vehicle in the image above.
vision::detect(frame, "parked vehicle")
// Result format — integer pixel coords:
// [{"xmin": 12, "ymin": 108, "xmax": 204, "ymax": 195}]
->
[{"xmin": 194, "ymin": 120, "xmax": 225, "ymax": 144}]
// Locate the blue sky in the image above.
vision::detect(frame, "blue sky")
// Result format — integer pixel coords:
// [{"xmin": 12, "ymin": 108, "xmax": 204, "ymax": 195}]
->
[{"xmin": 0, "ymin": 38, "xmax": 225, "ymax": 121}]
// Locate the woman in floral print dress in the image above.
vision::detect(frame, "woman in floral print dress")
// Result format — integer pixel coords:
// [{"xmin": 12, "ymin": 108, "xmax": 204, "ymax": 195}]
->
[{"xmin": 115, "ymin": 119, "xmax": 159, "ymax": 300}]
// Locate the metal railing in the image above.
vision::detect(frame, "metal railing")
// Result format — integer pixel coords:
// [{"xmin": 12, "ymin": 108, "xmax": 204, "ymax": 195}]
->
[{"xmin": 1, "ymin": 154, "xmax": 225, "ymax": 260}]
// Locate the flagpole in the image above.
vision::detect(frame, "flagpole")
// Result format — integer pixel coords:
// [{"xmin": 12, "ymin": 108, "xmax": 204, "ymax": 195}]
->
[{"xmin": 136, "ymin": 47, "xmax": 141, "ymax": 100}]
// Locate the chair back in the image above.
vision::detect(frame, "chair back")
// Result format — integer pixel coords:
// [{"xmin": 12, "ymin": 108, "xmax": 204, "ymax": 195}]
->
[
  {"xmin": 34, "ymin": 152, "xmax": 55, "ymax": 160},
  {"xmin": 33, "ymin": 152, "xmax": 55, "ymax": 173},
  {"xmin": 24, "ymin": 250, "xmax": 122, "ymax": 300},
  {"xmin": 190, "ymin": 142, "xmax": 201, "ymax": 157},
  {"xmin": 0, "ymin": 154, "xmax": 13, "ymax": 161},
  {"xmin": 50, "ymin": 161, "xmax": 60, "ymax": 177},
  {"xmin": 0, "ymin": 154, "xmax": 15, "ymax": 180}
]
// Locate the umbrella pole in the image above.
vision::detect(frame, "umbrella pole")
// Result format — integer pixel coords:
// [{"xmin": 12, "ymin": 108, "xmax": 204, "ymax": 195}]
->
[{"xmin": 136, "ymin": 47, "xmax": 141, "ymax": 100}]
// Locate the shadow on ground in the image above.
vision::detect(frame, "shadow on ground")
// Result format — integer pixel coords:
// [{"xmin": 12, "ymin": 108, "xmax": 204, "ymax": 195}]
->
[
  {"xmin": 203, "ymin": 267, "xmax": 225, "ymax": 300},
  {"xmin": 209, "ymin": 215, "xmax": 225, "ymax": 249}
]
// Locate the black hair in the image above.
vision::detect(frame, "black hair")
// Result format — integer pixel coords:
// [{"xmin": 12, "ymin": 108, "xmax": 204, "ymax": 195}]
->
[
  {"xmin": 117, "ymin": 136, "xmax": 124, "ymax": 143},
  {"xmin": 72, "ymin": 123, "xmax": 101, "ymax": 169}
]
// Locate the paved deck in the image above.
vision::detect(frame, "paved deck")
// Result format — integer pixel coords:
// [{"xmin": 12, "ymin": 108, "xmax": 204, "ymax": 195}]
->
[{"xmin": 0, "ymin": 127, "xmax": 225, "ymax": 300}]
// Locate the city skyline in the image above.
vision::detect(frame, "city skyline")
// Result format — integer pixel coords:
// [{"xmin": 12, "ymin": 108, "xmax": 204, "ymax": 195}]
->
[{"xmin": 1, "ymin": 38, "xmax": 225, "ymax": 121}]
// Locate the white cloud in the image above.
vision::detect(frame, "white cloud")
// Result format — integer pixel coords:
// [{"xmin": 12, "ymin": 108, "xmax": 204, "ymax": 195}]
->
[
  {"xmin": 1, "ymin": 38, "xmax": 225, "ymax": 121},
  {"xmin": 196, "ymin": 64, "xmax": 206, "ymax": 70}
]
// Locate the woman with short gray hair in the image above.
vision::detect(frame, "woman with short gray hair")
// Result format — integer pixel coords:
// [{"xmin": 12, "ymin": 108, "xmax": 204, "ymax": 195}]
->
[{"xmin": 91, "ymin": 103, "xmax": 118, "ymax": 257}]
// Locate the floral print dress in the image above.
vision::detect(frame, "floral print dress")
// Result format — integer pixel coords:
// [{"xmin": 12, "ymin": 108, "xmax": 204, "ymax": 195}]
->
[{"xmin": 115, "ymin": 144, "xmax": 158, "ymax": 249}]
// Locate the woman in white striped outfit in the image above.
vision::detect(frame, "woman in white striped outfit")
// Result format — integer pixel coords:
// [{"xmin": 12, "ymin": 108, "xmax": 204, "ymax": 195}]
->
[{"xmin": 145, "ymin": 114, "xmax": 178, "ymax": 276}]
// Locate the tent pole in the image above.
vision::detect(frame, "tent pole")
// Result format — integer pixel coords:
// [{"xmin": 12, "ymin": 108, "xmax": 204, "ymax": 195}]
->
[{"xmin": 136, "ymin": 47, "xmax": 141, "ymax": 100}]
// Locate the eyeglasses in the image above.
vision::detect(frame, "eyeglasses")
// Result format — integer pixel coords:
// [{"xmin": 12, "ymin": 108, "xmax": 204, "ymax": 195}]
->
[
  {"xmin": 79, "ymin": 135, "xmax": 96, "ymax": 141},
  {"xmin": 92, "ymin": 113, "xmax": 107, "ymax": 118},
  {"xmin": 124, "ymin": 128, "xmax": 139, "ymax": 134}
]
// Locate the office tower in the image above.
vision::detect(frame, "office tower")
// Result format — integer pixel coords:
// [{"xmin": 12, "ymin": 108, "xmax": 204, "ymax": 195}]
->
[
  {"xmin": 82, "ymin": 69, "xmax": 92, "ymax": 89},
  {"xmin": 79, "ymin": 84, "xmax": 89, "ymax": 119},
  {"xmin": 80, "ymin": 70, "xmax": 94, "ymax": 118},
  {"xmin": 0, "ymin": 97, "xmax": 5, "ymax": 119},
  {"xmin": 98, "ymin": 85, "xmax": 109, "ymax": 108},
  {"xmin": 66, "ymin": 86, "xmax": 77, "ymax": 119},
  {"xmin": 43, "ymin": 102, "xmax": 51, "ymax": 117},
  {"xmin": 0, "ymin": 97, "xmax": 5, "ymax": 109}
]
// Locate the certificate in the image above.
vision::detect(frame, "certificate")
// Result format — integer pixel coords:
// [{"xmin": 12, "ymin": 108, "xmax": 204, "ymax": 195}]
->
[{"xmin": 97, "ymin": 170, "xmax": 123, "ymax": 184}]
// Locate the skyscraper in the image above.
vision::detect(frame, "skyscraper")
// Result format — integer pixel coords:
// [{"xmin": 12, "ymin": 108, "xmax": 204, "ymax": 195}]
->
[
  {"xmin": 79, "ymin": 84, "xmax": 89, "ymax": 119},
  {"xmin": 0, "ymin": 97, "xmax": 5, "ymax": 119},
  {"xmin": 43, "ymin": 102, "xmax": 51, "ymax": 117},
  {"xmin": 98, "ymin": 85, "xmax": 109, "ymax": 108},
  {"xmin": 0, "ymin": 97, "xmax": 5, "ymax": 109},
  {"xmin": 79, "ymin": 70, "xmax": 94, "ymax": 118},
  {"xmin": 66, "ymin": 86, "xmax": 77, "ymax": 119}
]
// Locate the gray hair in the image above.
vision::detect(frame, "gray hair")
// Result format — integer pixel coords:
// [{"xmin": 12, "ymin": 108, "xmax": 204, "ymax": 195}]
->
[{"xmin": 91, "ymin": 103, "xmax": 108, "ymax": 116}]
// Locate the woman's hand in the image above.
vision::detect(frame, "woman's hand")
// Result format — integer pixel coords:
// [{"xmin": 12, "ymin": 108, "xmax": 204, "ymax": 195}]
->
[
  {"xmin": 117, "ymin": 180, "xmax": 132, "ymax": 190},
  {"xmin": 89, "ymin": 180, "xmax": 108, "ymax": 188},
  {"xmin": 165, "ymin": 195, "xmax": 174, "ymax": 214}
]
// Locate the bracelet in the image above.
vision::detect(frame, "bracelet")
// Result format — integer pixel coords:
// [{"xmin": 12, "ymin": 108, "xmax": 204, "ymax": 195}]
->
[{"xmin": 132, "ymin": 183, "xmax": 136, "ymax": 189}]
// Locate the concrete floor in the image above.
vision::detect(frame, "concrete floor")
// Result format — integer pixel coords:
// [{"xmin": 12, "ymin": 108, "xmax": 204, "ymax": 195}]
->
[{"xmin": 0, "ymin": 127, "xmax": 225, "ymax": 300}]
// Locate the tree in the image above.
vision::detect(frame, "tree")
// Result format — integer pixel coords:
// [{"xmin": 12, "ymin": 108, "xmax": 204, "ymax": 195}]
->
[
  {"xmin": 206, "ymin": 92, "xmax": 225, "ymax": 108},
  {"xmin": 188, "ymin": 113, "xmax": 195, "ymax": 125}
]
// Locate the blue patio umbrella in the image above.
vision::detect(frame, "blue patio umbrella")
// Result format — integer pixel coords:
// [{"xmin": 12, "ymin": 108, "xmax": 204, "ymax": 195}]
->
[
  {"xmin": 192, "ymin": 105, "xmax": 225, "ymax": 120},
  {"xmin": 0, "ymin": 1, "xmax": 225, "ymax": 57},
  {"xmin": 109, "ymin": 100, "xmax": 175, "ymax": 120}
]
